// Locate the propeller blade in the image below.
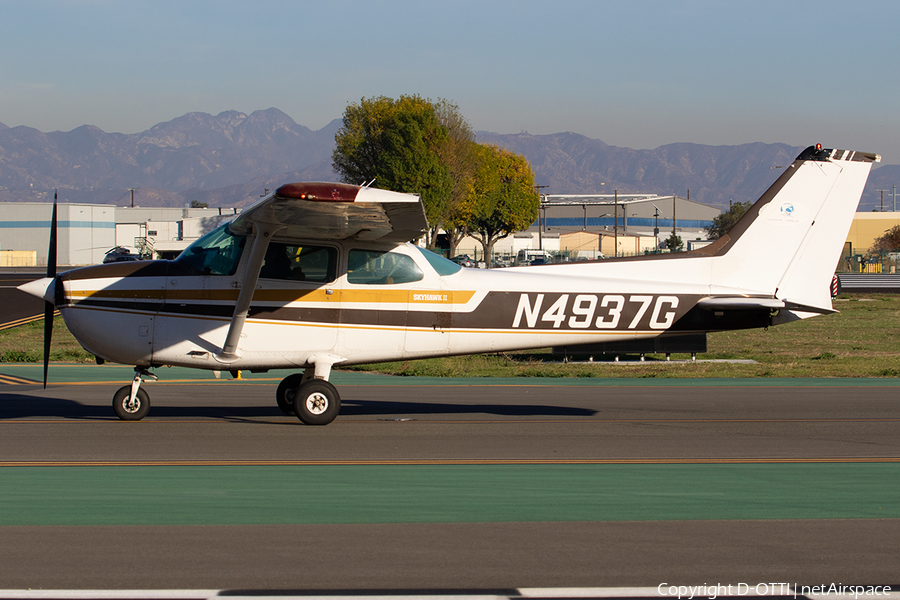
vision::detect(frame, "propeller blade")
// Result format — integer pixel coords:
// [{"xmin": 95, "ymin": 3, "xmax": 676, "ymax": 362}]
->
[
  {"xmin": 43, "ymin": 300, "xmax": 53, "ymax": 389},
  {"xmin": 43, "ymin": 193, "xmax": 58, "ymax": 389},
  {"xmin": 47, "ymin": 192, "xmax": 57, "ymax": 278}
]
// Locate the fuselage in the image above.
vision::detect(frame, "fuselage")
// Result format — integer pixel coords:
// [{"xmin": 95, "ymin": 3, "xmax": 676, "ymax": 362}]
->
[
  {"xmin": 52, "ymin": 236, "xmax": 758, "ymax": 371},
  {"xmin": 43, "ymin": 146, "xmax": 880, "ymax": 373}
]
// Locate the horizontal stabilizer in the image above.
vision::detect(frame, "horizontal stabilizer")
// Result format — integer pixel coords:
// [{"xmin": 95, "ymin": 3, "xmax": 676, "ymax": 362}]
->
[{"xmin": 697, "ymin": 297, "xmax": 836, "ymax": 315}]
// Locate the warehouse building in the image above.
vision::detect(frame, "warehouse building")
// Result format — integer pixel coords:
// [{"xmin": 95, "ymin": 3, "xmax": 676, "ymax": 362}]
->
[
  {"xmin": 0, "ymin": 203, "xmax": 238, "ymax": 267},
  {"xmin": 0, "ymin": 203, "xmax": 116, "ymax": 266}
]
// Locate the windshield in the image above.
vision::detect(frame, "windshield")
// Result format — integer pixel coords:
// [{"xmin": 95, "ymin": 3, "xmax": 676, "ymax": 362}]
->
[
  {"xmin": 347, "ymin": 249, "xmax": 424, "ymax": 285},
  {"xmin": 176, "ymin": 224, "xmax": 246, "ymax": 275},
  {"xmin": 414, "ymin": 246, "xmax": 462, "ymax": 276}
]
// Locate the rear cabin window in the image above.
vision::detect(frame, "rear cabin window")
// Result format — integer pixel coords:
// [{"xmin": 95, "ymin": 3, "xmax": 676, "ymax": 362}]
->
[
  {"xmin": 347, "ymin": 249, "xmax": 424, "ymax": 285},
  {"xmin": 260, "ymin": 243, "xmax": 337, "ymax": 283}
]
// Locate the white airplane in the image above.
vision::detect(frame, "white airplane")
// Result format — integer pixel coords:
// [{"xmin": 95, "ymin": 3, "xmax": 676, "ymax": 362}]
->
[{"xmin": 19, "ymin": 145, "xmax": 879, "ymax": 425}]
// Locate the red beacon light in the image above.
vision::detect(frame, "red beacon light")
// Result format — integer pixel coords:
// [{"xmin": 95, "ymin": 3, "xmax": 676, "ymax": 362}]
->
[{"xmin": 275, "ymin": 182, "xmax": 360, "ymax": 202}]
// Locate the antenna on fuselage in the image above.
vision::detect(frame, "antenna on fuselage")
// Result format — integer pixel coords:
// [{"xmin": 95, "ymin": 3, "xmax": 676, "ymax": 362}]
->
[{"xmin": 362, "ymin": 177, "xmax": 376, "ymax": 188}]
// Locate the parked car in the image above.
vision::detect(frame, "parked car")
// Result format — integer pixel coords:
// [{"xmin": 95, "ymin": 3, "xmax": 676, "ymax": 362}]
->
[{"xmin": 449, "ymin": 254, "xmax": 475, "ymax": 268}]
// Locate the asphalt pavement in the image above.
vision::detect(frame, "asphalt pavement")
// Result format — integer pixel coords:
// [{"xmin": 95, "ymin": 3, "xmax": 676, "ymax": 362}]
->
[{"xmin": 1, "ymin": 371, "xmax": 898, "ymax": 590}]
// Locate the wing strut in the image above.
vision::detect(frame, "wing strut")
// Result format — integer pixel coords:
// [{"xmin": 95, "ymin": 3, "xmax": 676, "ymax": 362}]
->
[{"xmin": 215, "ymin": 222, "xmax": 283, "ymax": 362}]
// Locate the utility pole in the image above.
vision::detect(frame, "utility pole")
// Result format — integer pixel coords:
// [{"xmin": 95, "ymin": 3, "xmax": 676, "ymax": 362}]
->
[
  {"xmin": 535, "ymin": 185, "xmax": 549, "ymax": 251},
  {"xmin": 652, "ymin": 205, "xmax": 660, "ymax": 252},
  {"xmin": 672, "ymin": 193, "xmax": 678, "ymax": 250},
  {"xmin": 614, "ymin": 190, "xmax": 618, "ymax": 257},
  {"xmin": 877, "ymin": 189, "xmax": 887, "ymax": 212}
]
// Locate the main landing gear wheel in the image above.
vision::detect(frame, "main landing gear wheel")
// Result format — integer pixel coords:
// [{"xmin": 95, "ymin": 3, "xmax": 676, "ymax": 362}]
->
[
  {"xmin": 292, "ymin": 380, "xmax": 341, "ymax": 426},
  {"xmin": 112, "ymin": 385, "xmax": 150, "ymax": 421},
  {"xmin": 276, "ymin": 373, "xmax": 305, "ymax": 415}
]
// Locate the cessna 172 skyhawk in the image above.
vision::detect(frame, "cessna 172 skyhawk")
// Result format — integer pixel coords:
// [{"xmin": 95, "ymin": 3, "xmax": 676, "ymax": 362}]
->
[{"xmin": 19, "ymin": 145, "xmax": 879, "ymax": 425}]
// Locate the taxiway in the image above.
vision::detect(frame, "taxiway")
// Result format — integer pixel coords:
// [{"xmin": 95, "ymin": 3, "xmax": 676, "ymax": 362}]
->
[{"xmin": 1, "ymin": 372, "xmax": 898, "ymax": 590}]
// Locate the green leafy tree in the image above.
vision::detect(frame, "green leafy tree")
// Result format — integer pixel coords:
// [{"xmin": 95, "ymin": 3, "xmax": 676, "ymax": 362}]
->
[
  {"xmin": 664, "ymin": 232, "xmax": 683, "ymax": 252},
  {"xmin": 433, "ymin": 99, "xmax": 478, "ymax": 251},
  {"xmin": 873, "ymin": 225, "xmax": 900, "ymax": 252},
  {"xmin": 332, "ymin": 95, "xmax": 453, "ymax": 245},
  {"xmin": 706, "ymin": 201, "xmax": 751, "ymax": 240},
  {"xmin": 466, "ymin": 144, "xmax": 540, "ymax": 266}
]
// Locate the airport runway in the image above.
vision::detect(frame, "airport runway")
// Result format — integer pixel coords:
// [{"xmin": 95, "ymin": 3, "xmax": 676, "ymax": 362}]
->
[
  {"xmin": 1, "ymin": 370, "xmax": 899, "ymax": 591},
  {"xmin": 0, "ymin": 271, "xmax": 47, "ymax": 330}
]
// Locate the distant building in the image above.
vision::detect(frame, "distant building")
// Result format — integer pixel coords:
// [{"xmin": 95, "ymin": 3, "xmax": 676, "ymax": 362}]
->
[
  {"xmin": 845, "ymin": 211, "xmax": 900, "ymax": 252},
  {"xmin": 453, "ymin": 193, "xmax": 721, "ymax": 260},
  {"xmin": 115, "ymin": 206, "xmax": 239, "ymax": 259},
  {"xmin": 0, "ymin": 203, "xmax": 239, "ymax": 267},
  {"xmin": 0, "ymin": 203, "xmax": 116, "ymax": 266},
  {"xmin": 536, "ymin": 193, "xmax": 719, "ymax": 241}
]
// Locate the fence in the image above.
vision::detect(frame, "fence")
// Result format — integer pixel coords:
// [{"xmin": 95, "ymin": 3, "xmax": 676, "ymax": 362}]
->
[
  {"xmin": 837, "ymin": 246, "xmax": 900, "ymax": 274},
  {"xmin": 443, "ymin": 247, "xmax": 679, "ymax": 268},
  {"xmin": 0, "ymin": 250, "xmax": 37, "ymax": 267}
]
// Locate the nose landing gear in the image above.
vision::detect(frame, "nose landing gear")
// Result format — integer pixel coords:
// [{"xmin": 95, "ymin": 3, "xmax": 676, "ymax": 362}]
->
[{"xmin": 112, "ymin": 368, "xmax": 156, "ymax": 421}]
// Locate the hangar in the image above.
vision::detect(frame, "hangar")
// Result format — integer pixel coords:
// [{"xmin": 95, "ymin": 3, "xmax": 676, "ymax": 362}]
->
[
  {"xmin": 0, "ymin": 203, "xmax": 116, "ymax": 266},
  {"xmin": 0, "ymin": 203, "xmax": 238, "ymax": 267},
  {"xmin": 450, "ymin": 193, "xmax": 721, "ymax": 264}
]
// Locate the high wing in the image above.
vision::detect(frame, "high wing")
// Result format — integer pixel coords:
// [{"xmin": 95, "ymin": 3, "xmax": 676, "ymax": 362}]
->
[
  {"xmin": 229, "ymin": 182, "xmax": 428, "ymax": 243},
  {"xmin": 219, "ymin": 183, "xmax": 428, "ymax": 361}
]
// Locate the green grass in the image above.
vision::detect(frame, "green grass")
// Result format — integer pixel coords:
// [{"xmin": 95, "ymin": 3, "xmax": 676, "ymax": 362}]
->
[
  {"xmin": 2, "ymin": 294, "xmax": 898, "ymax": 378},
  {"xmin": 0, "ymin": 319, "xmax": 95, "ymax": 363},
  {"xmin": 344, "ymin": 294, "xmax": 900, "ymax": 378}
]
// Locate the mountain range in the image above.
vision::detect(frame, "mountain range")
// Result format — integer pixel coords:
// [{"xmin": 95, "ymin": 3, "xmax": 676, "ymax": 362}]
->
[{"xmin": 1, "ymin": 108, "xmax": 896, "ymax": 212}]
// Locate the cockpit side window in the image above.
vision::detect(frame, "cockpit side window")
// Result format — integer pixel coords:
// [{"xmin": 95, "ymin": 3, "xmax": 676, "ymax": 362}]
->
[
  {"xmin": 347, "ymin": 249, "xmax": 424, "ymax": 285},
  {"xmin": 176, "ymin": 224, "xmax": 246, "ymax": 276},
  {"xmin": 261, "ymin": 243, "xmax": 337, "ymax": 283}
]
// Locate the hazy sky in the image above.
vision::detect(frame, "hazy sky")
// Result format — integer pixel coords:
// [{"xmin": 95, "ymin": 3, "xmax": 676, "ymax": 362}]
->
[{"xmin": 4, "ymin": 0, "xmax": 900, "ymax": 163}]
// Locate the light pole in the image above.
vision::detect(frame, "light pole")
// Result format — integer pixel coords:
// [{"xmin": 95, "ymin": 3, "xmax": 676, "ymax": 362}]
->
[
  {"xmin": 652, "ymin": 204, "xmax": 660, "ymax": 252},
  {"xmin": 127, "ymin": 188, "xmax": 135, "ymax": 208}
]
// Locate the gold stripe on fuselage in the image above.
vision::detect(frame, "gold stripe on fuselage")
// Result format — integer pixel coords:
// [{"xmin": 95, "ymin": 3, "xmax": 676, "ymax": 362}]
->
[{"xmin": 67, "ymin": 288, "xmax": 477, "ymax": 305}]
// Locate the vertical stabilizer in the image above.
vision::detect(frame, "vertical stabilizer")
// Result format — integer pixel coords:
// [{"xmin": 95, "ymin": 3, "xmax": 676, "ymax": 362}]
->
[{"xmin": 704, "ymin": 146, "xmax": 879, "ymax": 311}]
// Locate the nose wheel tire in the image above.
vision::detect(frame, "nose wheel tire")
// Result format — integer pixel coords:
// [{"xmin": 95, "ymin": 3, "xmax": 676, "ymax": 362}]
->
[
  {"xmin": 112, "ymin": 385, "xmax": 150, "ymax": 421},
  {"xmin": 276, "ymin": 373, "xmax": 306, "ymax": 415},
  {"xmin": 292, "ymin": 380, "xmax": 340, "ymax": 425}
]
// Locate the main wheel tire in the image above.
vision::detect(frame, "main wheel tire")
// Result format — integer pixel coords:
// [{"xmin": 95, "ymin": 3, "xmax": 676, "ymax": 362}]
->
[
  {"xmin": 112, "ymin": 385, "xmax": 150, "ymax": 421},
  {"xmin": 292, "ymin": 380, "xmax": 341, "ymax": 426},
  {"xmin": 276, "ymin": 373, "xmax": 305, "ymax": 415}
]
